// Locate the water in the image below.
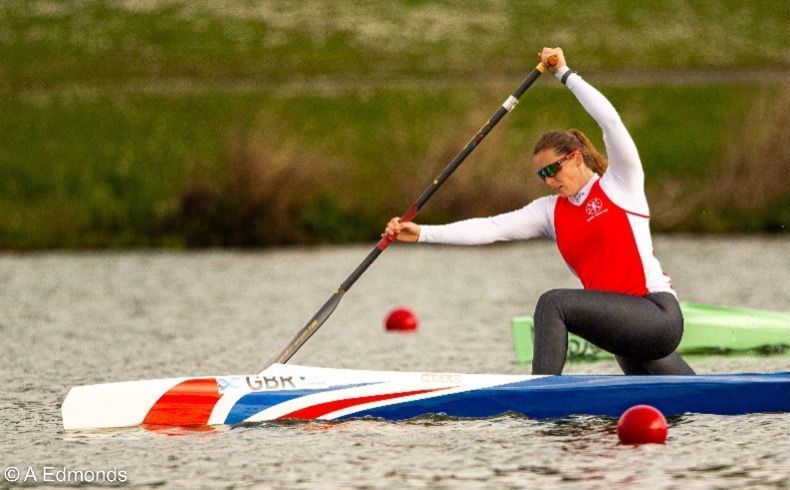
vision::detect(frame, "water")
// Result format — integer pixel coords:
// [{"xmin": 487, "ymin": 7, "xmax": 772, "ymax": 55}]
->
[{"xmin": 2, "ymin": 236, "xmax": 789, "ymax": 489}]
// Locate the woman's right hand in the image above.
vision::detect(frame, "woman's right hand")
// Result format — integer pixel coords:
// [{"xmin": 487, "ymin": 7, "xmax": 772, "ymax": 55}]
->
[{"xmin": 383, "ymin": 217, "xmax": 420, "ymax": 243}]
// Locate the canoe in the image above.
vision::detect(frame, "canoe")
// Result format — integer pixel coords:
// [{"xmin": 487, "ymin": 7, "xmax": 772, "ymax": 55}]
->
[
  {"xmin": 511, "ymin": 302, "xmax": 790, "ymax": 364},
  {"xmin": 62, "ymin": 364, "xmax": 790, "ymax": 430}
]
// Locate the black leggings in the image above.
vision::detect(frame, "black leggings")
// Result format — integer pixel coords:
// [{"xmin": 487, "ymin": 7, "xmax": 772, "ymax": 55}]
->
[{"xmin": 532, "ymin": 289, "xmax": 695, "ymax": 375}]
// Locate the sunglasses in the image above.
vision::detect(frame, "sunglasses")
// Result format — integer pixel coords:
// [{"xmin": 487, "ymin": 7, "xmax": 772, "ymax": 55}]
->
[{"xmin": 536, "ymin": 150, "xmax": 577, "ymax": 180}]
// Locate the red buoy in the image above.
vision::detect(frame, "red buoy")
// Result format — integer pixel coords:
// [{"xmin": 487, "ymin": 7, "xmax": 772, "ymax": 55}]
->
[
  {"xmin": 617, "ymin": 404, "xmax": 668, "ymax": 444},
  {"xmin": 385, "ymin": 307, "xmax": 419, "ymax": 332}
]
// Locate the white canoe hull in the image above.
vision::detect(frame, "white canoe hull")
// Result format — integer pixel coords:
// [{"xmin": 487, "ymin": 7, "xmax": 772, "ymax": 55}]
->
[{"xmin": 62, "ymin": 364, "xmax": 790, "ymax": 430}]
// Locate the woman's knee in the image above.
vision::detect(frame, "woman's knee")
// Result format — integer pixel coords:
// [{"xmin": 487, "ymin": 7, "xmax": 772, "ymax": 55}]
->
[
  {"xmin": 648, "ymin": 322, "xmax": 684, "ymax": 360},
  {"xmin": 534, "ymin": 289, "xmax": 570, "ymax": 319}
]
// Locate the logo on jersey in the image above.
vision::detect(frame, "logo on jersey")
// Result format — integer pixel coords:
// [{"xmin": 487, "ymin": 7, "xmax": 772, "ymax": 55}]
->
[{"xmin": 585, "ymin": 197, "xmax": 608, "ymax": 222}]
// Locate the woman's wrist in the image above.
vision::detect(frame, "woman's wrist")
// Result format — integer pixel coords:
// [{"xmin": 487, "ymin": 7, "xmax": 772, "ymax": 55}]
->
[
  {"xmin": 416, "ymin": 224, "xmax": 428, "ymax": 243},
  {"xmin": 560, "ymin": 68, "xmax": 577, "ymax": 85},
  {"xmin": 554, "ymin": 65, "xmax": 571, "ymax": 82}
]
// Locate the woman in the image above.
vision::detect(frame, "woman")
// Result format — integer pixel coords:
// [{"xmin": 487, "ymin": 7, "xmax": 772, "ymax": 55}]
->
[{"xmin": 384, "ymin": 47, "xmax": 695, "ymax": 376}]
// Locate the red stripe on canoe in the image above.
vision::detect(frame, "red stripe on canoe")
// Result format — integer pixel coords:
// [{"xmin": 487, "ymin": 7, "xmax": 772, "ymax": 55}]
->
[{"xmin": 143, "ymin": 378, "xmax": 221, "ymax": 426}]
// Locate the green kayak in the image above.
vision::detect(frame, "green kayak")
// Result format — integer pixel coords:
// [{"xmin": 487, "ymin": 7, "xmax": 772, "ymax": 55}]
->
[{"xmin": 511, "ymin": 302, "xmax": 790, "ymax": 363}]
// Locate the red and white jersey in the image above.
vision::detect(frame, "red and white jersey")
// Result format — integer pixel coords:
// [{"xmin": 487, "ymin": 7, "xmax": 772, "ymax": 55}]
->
[{"xmin": 418, "ymin": 66, "xmax": 674, "ymax": 296}]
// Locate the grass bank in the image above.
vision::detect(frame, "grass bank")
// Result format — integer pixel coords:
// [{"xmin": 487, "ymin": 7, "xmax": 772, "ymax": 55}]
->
[
  {"xmin": 1, "ymin": 0, "xmax": 788, "ymax": 248},
  {"xmin": 2, "ymin": 81, "xmax": 787, "ymax": 248}
]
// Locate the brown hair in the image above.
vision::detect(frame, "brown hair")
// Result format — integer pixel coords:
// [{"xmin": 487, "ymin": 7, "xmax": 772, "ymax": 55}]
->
[{"xmin": 533, "ymin": 129, "xmax": 608, "ymax": 176}]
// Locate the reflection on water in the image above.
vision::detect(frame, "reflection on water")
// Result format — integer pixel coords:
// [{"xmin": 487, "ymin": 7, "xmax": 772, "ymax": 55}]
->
[{"xmin": 2, "ymin": 236, "xmax": 789, "ymax": 488}]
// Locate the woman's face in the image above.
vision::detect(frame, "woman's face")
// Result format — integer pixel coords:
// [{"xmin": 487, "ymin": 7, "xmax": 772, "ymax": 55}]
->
[{"xmin": 532, "ymin": 148, "xmax": 589, "ymax": 198}]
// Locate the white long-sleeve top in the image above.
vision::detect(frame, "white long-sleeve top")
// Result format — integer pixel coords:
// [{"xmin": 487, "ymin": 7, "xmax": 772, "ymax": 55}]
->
[{"xmin": 418, "ymin": 67, "xmax": 673, "ymax": 295}]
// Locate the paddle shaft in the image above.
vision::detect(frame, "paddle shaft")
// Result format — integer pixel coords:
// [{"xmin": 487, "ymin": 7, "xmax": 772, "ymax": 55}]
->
[{"xmin": 263, "ymin": 58, "xmax": 557, "ymax": 370}]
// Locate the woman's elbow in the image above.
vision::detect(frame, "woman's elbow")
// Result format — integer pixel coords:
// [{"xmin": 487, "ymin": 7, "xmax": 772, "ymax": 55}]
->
[{"xmin": 600, "ymin": 114, "xmax": 626, "ymax": 132}]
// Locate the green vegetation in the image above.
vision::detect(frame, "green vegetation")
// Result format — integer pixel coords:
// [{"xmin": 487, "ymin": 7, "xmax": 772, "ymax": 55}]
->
[
  {"xmin": 3, "ymin": 0, "xmax": 788, "ymax": 87},
  {"xmin": 1, "ymin": 1, "xmax": 788, "ymax": 248}
]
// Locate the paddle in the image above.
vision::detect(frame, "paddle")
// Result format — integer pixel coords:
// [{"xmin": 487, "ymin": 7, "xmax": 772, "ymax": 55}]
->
[{"xmin": 262, "ymin": 55, "xmax": 558, "ymax": 371}]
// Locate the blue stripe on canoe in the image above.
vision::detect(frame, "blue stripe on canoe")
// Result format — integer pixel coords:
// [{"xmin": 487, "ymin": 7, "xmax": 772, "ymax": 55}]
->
[
  {"xmin": 335, "ymin": 373, "xmax": 790, "ymax": 420},
  {"xmin": 224, "ymin": 383, "xmax": 370, "ymax": 424}
]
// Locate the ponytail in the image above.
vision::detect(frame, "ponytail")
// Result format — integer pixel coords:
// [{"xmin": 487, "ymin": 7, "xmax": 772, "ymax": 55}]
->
[{"xmin": 533, "ymin": 129, "xmax": 608, "ymax": 176}]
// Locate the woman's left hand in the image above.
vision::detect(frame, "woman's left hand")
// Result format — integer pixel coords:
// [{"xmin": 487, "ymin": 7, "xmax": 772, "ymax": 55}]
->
[{"xmin": 539, "ymin": 47, "xmax": 566, "ymax": 72}]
